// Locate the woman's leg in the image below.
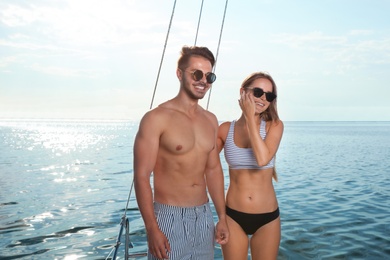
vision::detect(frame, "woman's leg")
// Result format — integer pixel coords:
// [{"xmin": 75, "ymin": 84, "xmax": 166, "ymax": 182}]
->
[
  {"xmin": 222, "ymin": 216, "xmax": 249, "ymax": 260},
  {"xmin": 250, "ymin": 217, "xmax": 280, "ymax": 260}
]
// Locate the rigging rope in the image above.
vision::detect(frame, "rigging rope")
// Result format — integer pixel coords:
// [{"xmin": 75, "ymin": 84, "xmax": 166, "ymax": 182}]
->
[
  {"xmin": 194, "ymin": 0, "xmax": 205, "ymax": 45},
  {"xmin": 149, "ymin": 0, "xmax": 178, "ymax": 110},
  {"xmin": 206, "ymin": 0, "xmax": 229, "ymax": 110},
  {"xmin": 107, "ymin": 2, "xmax": 178, "ymax": 259}
]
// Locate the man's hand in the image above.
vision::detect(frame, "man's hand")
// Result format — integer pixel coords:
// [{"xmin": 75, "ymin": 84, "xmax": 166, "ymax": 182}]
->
[
  {"xmin": 215, "ymin": 219, "xmax": 229, "ymax": 245},
  {"xmin": 147, "ymin": 228, "xmax": 171, "ymax": 259}
]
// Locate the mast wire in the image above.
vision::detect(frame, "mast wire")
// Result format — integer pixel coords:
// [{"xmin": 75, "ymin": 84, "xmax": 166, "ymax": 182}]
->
[
  {"xmin": 150, "ymin": 0, "xmax": 178, "ymax": 110},
  {"xmin": 206, "ymin": 0, "xmax": 229, "ymax": 110},
  {"xmin": 194, "ymin": 0, "xmax": 204, "ymax": 45}
]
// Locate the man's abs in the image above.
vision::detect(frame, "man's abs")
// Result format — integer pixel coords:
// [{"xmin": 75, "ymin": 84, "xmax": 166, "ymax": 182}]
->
[{"xmin": 153, "ymin": 171, "xmax": 209, "ymax": 207}]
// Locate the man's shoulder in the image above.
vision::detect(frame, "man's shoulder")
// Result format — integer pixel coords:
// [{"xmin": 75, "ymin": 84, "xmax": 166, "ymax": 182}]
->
[
  {"xmin": 202, "ymin": 108, "xmax": 218, "ymax": 122},
  {"xmin": 142, "ymin": 105, "xmax": 173, "ymax": 118},
  {"xmin": 138, "ymin": 107, "xmax": 169, "ymax": 129},
  {"xmin": 139, "ymin": 105, "xmax": 185, "ymax": 132}
]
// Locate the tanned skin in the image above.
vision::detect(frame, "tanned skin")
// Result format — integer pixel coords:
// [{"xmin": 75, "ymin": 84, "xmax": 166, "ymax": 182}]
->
[{"xmin": 134, "ymin": 55, "xmax": 229, "ymax": 259}]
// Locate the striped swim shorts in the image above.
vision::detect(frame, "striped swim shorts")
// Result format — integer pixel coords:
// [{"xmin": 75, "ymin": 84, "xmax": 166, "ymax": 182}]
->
[{"xmin": 148, "ymin": 201, "xmax": 215, "ymax": 260}]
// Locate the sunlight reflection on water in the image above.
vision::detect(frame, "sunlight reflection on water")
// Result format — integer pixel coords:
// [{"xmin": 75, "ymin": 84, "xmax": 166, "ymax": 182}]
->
[{"xmin": 0, "ymin": 120, "xmax": 389, "ymax": 259}]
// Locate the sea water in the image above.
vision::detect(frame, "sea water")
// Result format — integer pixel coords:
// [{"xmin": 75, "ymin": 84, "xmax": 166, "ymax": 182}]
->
[{"xmin": 0, "ymin": 120, "xmax": 389, "ymax": 259}]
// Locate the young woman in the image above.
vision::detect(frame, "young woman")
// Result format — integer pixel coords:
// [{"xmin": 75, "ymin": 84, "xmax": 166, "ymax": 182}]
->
[{"xmin": 217, "ymin": 72, "xmax": 284, "ymax": 260}]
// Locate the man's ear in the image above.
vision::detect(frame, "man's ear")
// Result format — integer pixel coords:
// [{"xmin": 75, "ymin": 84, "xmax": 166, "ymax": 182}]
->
[{"xmin": 176, "ymin": 68, "xmax": 183, "ymax": 80}]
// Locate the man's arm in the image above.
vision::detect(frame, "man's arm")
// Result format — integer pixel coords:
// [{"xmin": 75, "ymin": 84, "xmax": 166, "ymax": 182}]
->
[
  {"xmin": 204, "ymin": 115, "xmax": 229, "ymax": 245},
  {"xmin": 133, "ymin": 111, "xmax": 170, "ymax": 259}
]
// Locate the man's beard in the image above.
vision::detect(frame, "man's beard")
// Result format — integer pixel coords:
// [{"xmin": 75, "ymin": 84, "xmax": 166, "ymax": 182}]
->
[{"xmin": 182, "ymin": 78, "xmax": 208, "ymax": 100}]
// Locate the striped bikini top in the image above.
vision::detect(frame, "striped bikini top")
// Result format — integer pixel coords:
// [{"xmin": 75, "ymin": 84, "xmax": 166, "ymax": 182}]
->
[{"xmin": 224, "ymin": 120, "xmax": 275, "ymax": 170}]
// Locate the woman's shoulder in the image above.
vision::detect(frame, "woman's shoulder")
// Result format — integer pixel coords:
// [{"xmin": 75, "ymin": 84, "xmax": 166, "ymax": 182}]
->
[
  {"xmin": 266, "ymin": 119, "xmax": 284, "ymax": 133},
  {"xmin": 217, "ymin": 121, "xmax": 233, "ymax": 150},
  {"xmin": 219, "ymin": 120, "xmax": 233, "ymax": 130},
  {"xmin": 218, "ymin": 121, "xmax": 232, "ymax": 138}
]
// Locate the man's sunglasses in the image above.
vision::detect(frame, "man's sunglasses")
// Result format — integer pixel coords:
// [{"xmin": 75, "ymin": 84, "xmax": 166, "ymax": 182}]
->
[
  {"xmin": 249, "ymin": 87, "xmax": 277, "ymax": 102},
  {"xmin": 184, "ymin": 69, "xmax": 217, "ymax": 84}
]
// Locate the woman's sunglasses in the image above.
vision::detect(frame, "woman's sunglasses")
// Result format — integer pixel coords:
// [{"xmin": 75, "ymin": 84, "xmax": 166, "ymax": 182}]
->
[
  {"xmin": 184, "ymin": 69, "xmax": 217, "ymax": 84},
  {"xmin": 248, "ymin": 87, "xmax": 277, "ymax": 102}
]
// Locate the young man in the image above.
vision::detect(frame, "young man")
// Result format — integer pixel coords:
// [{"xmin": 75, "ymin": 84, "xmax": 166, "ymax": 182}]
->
[{"xmin": 133, "ymin": 46, "xmax": 229, "ymax": 260}]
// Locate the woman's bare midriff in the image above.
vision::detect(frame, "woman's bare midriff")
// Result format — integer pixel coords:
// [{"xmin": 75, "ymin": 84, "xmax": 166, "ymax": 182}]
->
[{"xmin": 226, "ymin": 168, "xmax": 278, "ymax": 213}]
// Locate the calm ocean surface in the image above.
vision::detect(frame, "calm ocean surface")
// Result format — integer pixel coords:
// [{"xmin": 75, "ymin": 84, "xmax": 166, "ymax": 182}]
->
[{"xmin": 0, "ymin": 120, "xmax": 389, "ymax": 260}]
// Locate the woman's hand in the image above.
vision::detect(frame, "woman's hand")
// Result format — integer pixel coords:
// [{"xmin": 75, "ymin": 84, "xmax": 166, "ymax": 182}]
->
[{"xmin": 239, "ymin": 90, "xmax": 256, "ymax": 119}]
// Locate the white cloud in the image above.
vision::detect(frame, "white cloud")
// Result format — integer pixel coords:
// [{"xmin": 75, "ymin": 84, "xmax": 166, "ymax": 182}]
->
[
  {"xmin": 0, "ymin": 1, "xmax": 167, "ymax": 47},
  {"xmin": 0, "ymin": 4, "xmax": 38, "ymax": 26},
  {"xmin": 348, "ymin": 30, "xmax": 373, "ymax": 36},
  {"xmin": 270, "ymin": 31, "xmax": 390, "ymax": 72},
  {"xmin": 271, "ymin": 31, "xmax": 347, "ymax": 50},
  {"xmin": 0, "ymin": 55, "xmax": 18, "ymax": 68},
  {"xmin": 30, "ymin": 63, "xmax": 110, "ymax": 78}
]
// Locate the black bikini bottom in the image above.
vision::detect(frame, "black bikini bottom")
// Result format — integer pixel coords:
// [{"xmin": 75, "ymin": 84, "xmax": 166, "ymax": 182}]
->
[{"xmin": 226, "ymin": 206, "xmax": 280, "ymax": 235}]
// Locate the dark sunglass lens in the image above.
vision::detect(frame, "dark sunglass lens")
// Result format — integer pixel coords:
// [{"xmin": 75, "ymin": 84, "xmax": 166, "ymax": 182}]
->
[
  {"xmin": 193, "ymin": 70, "xmax": 204, "ymax": 81},
  {"xmin": 266, "ymin": 93, "xmax": 276, "ymax": 102},
  {"xmin": 206, "ymin": 73, "xmax": 216, "ymax": 83},
  {"xmin": 253, "ymin": 88, "xmax": 264, "ymax": 98}
]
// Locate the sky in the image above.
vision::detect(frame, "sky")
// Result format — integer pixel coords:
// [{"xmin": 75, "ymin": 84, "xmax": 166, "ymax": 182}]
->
[{"xmin": 1, "ymin": 0, "xmax": 389, "ymax": 121}]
